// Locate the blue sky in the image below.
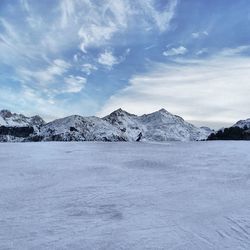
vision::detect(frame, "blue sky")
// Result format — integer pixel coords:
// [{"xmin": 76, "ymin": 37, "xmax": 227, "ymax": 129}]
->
[{"xmin": 0, "ymin": 0, "xmax": 250, "ymax": 128}]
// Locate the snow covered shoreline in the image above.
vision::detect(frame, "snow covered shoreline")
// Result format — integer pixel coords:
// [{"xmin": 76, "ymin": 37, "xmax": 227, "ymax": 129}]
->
[{"xmin": 1, "ymin": 141, "xmax": 250, "ymax": 249}]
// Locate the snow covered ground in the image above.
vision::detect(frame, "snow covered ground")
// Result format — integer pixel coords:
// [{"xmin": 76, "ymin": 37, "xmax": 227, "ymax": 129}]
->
[{"xmin": 0, "ymin": 142, "xmax": 250, "ymax": 250}]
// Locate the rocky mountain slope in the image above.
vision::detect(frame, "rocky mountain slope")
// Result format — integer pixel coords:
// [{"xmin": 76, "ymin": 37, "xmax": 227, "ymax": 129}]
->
[
  {"xmin": 0, "ymin": 110, "xmax": 45, "ymax": 142},
  {"xmin": 40, "ymin": 115, "xmax": 125, "ymax": 142},
  {"xmin": 0, "ymin": 108, "xmax": 212, "ymax": 142},
  {"xmin": 0, "ymin": 110, "xmax": 45, "ymax": 128}
]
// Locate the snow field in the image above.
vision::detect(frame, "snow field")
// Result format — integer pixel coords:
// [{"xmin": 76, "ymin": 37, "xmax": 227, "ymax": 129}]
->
[{"xmin": 0, "ymin": 141, "xmax": 250, "ymax": 249}]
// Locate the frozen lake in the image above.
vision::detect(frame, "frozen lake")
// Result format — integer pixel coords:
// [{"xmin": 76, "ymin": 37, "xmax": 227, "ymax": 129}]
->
[{"xmin": 0, "ymin": 141, "xmax": 250, "ymax": 249}]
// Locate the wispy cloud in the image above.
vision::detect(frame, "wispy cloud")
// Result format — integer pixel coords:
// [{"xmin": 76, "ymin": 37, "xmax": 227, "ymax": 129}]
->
[
  {"xmin": 18, "ymin": 59, "xmax": 71, "ymax": 85},
  {"xmin": 81, "ymin": 63, "xmax": 98, "ymax": 75},
  {"xmin": 163, "ymin": 46, "xmax": 188, "ymax": 57},
  {"xmin": 98, "ymin": 46, "xmax": 250, "ymax": 128},
  {"xmin": 20, "ymin": 0, "xmax": 30, "ymax": 12},
  {"xmin": 192, "ymin": 31, "xmax": 208, "ymax": 39},
  {"xmin": 138, "ymin": 0, "xmax": 178, "ymax": 32},
  {"xmin": 0, "ymin": 0, "xmax": 180, "ymax": 119},
  {"xmin": 0, "ymin": 84, "xmax": 97, "ymax": 121},
  {"xmin": 0, "ymin": 0, "xmax": 179, "ymax": 77},
  {"xmin": 220, "ymin": 45, "xmax": 250, "ymax": 56},
  {"xmin": 63, "ymin": 75, "xmax": 86, "ymax": 93},
  {"xmin": 196, "ymin": 48, "xmax": 208, "ymax": 56},
  {"xmin": 98, "ymin": 50, "xmax": 119, "ymax": 68},
  {"xmin": 97, "ymin": 48, "xmax": 130, "ymax": 69},
  {"xmin": 76, "ymin": 0, "xmax": 178, "ymax": 52}
]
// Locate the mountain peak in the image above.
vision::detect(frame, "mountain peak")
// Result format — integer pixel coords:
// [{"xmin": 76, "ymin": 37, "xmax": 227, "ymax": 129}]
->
[
  {"xmin": 114, "ymin": 108, "xmax": 124, "ymax": 113},
  {"xmin": 0, "ymin": 109, "xmax": 45, "ymax": 128},
  {"xmin": 158, "ymin": 108, "xmax": 169, "ymax": 113},
  {"xmin": 147, "ymin": 108, "xmax": 172, "ymax": 117},
  {"xmin": 108, "ymin": 108, "xmax": 135, "ymax": 117},
  {"xmin": 30, "ymin": 115, "xmax": 46, "ymax": 126},
  {"xmin": 0, "ymin": 109, "xmax": 12, "ymax": 118}
]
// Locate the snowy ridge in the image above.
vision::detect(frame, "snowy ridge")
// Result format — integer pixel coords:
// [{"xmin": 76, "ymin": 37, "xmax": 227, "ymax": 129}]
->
[
  {"xmin": 40, "ymin": 115, "xmax": 125, "ymax": 141},
  {"xmin": 0, "ymin": 108, "xmax": 212, "ymax": 142},
  {"xmin": 138, "ymin": 109, "xmax": 209, "ymax": 141},
  {"xmin": 0, "ymin": 110, "xmax": 45, "ymax": 128},
  {"xmin": 103, "ymin": 108, "xmax": 210, "ymax": 141},
  {"xmin": 233, "ymin": 118, "xmax": 250, "ymax": 129},
  {"xmin": 0, "ymin": 110, "xmax": 45, "ymax": 142}
]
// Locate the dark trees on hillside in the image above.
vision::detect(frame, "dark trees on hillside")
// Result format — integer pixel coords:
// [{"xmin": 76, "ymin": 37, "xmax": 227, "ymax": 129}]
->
[
  {"xmin": 0, "ymin": 126, "xmax": 34, "ymax": 137},
  {"xmin": 207, "ymin": 126, "xmax": 250, "ymax": 140}
]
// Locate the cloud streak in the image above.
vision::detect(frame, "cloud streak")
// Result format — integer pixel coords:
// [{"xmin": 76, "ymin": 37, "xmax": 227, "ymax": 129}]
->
[
  {"xmin": 98, "ymin": 46, "xmax": 250, "ymax": 128},
  {"xmin": 163, "ymin": 46, "xmax": 188, "ymax": 57}
]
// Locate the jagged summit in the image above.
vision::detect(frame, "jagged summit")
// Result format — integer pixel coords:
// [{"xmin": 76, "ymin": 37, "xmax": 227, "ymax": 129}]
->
[
  {"xmin": 158, "ymin": 108, "xmax": 170, "ymax": 113},
  {"xmin": 140, "ymin": 108, "xmax": 184, "ymax": 123},
  {"xmin": 0, "ymin": 109, "xmax": 12, "ymax": 118},
  {"xmin": 105, "ymin": 108, "xmax": 136, "ymax": 118},
  {"xmin": 0, "ymin": 109, "xmax": 45, "ymax": 128},
  {"xmin": 113, "ymin": 108, "xmax": 124, "ymax": 113}
]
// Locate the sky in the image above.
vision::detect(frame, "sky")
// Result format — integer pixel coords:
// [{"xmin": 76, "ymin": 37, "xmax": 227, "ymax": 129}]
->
[{"xmin": 0, "ymin": 0, "xmax": 250, "ymax": 128}]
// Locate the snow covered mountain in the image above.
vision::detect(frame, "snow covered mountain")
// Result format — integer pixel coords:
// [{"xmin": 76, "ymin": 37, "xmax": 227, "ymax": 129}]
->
[
  {"xmin": 0, "ymin": 108, "xmax": 212, "ymax": 142},
  {"xmin": 0, "ymin": 110, "xmax": 45, "ymax": 128},
  {"xmin": 0, "ymin": 110, "xmax": 45, "ymax": 142},
  {"xmin": 40, "ymin": 115, "xmax": 125, "ymax": 141},
  {"xmin": 233, "ymin": 118, "xmax": 250, "ymax": 129},
  {"xmin": 138, "ymin": 109, "xmax": 209, "ymax": 141},
  {"xmin": 103, "ymin": 108, "xmax": 142, "ymax": 141},
  {"xmin": 104, "ymin": 108, "xmax": 210, "ymax": 141}
]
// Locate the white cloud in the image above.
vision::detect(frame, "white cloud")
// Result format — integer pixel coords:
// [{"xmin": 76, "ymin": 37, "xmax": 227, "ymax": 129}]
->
[
  {"xmin": 81, "ymin": 63, "xmax": 98, "ymax": 75},
  {"xmin": 163, "ymin": 46, "xmax": 188, "ymax": 57},
  {"xmin": 97, "ymin": 48, "xmax": 130, "ymax": 69},
  {"xmin": 78, "ymin": 24, "xmax": 118, "ymax": 53},
  {"xmin": 97, "ymin": 50, "xmax": 118, "ymax": 68},
  {"xmin": 192, "ymin": 31, "xmax": 209, "ymax": 39},
  {"xmin": 18, "ymin": 59, "xmax": 71, "ymax": 85},
  {"xmin": 220, "ymin": 45, "xmax": 250, "ymax": 56},
  {"xmin": 0, "ymin": 0, "xmax": 179, "ymax": 119},
  {"xmin": 0, "ymin": 85, "xmax": 64, "ymax": 121},
  {"xmin": 139, "ymin": 0, "xmax": 178, "ymax": 32},
  {"xmin": 75, "ymin": 0, "xmax": 178, "ymax": 52},
  {"xmin": 0, "ymin": 0, "xmax": 178, "ymax": 65},
  {"xmin": 60, "ymin": 0, "xmax": 77, "ymax": 28},
  {"xmin": 73, "ymin": 54, "xmax": 79, "ymax": 62},
  {"xmin": 192, "ymin": 32, "xmax": 200, "ymax": 39},
  {"xmin": 0, "ymin": 84, "xmax": 97, "ymax": 121},
  {"xmin": 76, "ymin": 0, "xmax": 131, "ymax": 53},
  {"xmin": 20, "ymin": 0, "xmax": 30, "ymax": 12},
  {"xmin": 98, "ymin": 47, "xmax": 250, "ymax": 128},
  {"xmin": 63, "ymin": 75, "xmax": 86, "ymax": 93},
  {"xmin": 125, "ymin": 48, "xmax": 131, "ymax": 55},
  {"xmin": 196, "ymin": 48, "xmax": 208, "ymax": 56}
]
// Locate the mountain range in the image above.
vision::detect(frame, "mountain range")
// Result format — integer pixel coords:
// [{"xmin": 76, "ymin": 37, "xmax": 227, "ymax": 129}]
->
[{"xmin": 0, "ymin": 108, "xmax": 214, "ymax": 142}]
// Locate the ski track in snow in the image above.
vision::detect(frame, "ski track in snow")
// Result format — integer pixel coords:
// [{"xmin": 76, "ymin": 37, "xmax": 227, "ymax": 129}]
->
[{"xmin": 0, "ymin": 141, "xmax": 250, "ymax": 249}]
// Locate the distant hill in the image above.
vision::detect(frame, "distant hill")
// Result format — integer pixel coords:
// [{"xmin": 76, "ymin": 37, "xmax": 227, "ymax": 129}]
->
[{"xmin": 208, "ymin": 118, "xmax": 250, "ymax": 140}]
